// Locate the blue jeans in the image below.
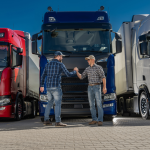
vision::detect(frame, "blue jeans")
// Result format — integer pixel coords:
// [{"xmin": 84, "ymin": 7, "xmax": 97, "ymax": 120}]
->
[
  {"xmin": 44, "ymin": 87, "xmax": 62, "ymax": 122},
  {"xmin": 88, "ymin": 85, "xmax": 103, "ymax": 122}
]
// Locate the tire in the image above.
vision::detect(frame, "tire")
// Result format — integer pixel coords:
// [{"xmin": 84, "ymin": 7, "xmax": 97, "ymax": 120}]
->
[
  {"xmin": 119, "ymin": 97, "xmax": 125, "ymax": 116},
  {"xmin": 16, "ymin": 98, "xmax": 22, "ymax": 121},
  {"xmin": 139, "ymin": 91, "xmax": 149, "ymax": 120},
  {"xmin": 31, "ymin": 100, "xmax": 37, "ymax": 118}
]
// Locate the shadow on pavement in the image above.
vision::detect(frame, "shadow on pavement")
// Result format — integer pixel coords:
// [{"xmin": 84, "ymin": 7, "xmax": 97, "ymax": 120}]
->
[{"xmin": 1, "ymin": 115, "xmax": 150, "ymax": 131}]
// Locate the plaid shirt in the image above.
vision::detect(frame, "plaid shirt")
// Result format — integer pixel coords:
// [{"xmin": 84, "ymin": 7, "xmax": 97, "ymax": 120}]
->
[
  {"xmin": 81, "ymin": 64, "xmax": 105, "ymax": 84},
  {"xmin": 41, "ymin": 59, "xmax": 76, "ymax": 88}
]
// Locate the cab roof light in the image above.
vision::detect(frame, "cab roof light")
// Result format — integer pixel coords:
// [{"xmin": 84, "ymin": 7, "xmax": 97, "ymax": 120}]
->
[
  {"xmin": 49, "ymin": 17, "xmax": 56, "ymax": 22},
  {"xmin": 97, "ymin": 16, "xmax": 104, "ymax": 20},
  {"xmin": 0, "ymin": 33, "xmax": 4, "ymax": 38}
]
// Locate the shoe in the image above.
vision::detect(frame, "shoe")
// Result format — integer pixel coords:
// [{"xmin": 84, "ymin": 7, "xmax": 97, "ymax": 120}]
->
[
  {"xmin": 55, "ymin": 122, "xmax": 67, "ymax": 127},
  {"xmin": 89, "ymin": 120, "xmax": 98, "ymax": 125},
  {"xmin": 98, "ymin": 121, "xmax": 103, "ymax": 126},
  {"xmin": 43, "ymin": 120, "xmax": 52, "ymax": 126}
]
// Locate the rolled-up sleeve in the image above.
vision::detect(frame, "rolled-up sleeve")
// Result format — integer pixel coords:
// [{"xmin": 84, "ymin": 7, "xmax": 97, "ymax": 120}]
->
[
  {"xmin": 98, "ymin": 66, "xmax": 105, "ymax": 79},
  {"xmin": 81, "ymin": 69, "xmax": 87, "ymax": 80},
  {"xmin": 61, "ymin": 63, "xmax": 76, "ymax": 77}
]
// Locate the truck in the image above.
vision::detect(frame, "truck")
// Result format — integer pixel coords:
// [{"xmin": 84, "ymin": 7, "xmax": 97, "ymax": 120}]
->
[
  {"xmin": 32, "ymin": 6, "xmax": 122, "ymax": 120},
  {"xmin": 0, "ymin": 28, "xmax": 39, "ymax": 120},
  {"xmin": 113, "ymin": 14, "xmax": 150, "ymax": 119}
]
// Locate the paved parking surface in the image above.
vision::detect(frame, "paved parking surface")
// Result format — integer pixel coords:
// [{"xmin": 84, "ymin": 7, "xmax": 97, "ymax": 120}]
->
[{"xmin": 1, "ymin": 116, "xmax": 150, "ymax": 150}]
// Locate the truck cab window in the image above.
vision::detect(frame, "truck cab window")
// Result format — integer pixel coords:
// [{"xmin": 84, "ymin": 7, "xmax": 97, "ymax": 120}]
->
[{"xmin": 0, "ymin": 45, "xmax": 9, "ymax": 67}]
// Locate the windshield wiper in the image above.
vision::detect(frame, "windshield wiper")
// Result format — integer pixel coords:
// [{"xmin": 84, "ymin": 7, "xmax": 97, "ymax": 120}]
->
[{"xmin": 48, "ymin": 50, "xmax": 73, "ymax": 53}]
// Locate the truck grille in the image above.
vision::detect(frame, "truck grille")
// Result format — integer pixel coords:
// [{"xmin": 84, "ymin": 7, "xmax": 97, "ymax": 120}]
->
[
  {"xmin": 62, "ymin": 77, "xmax": 88, "ymax": 83},
  {"xmin": 61, "ymin": 104, "xmax": 90, "ymax": 109},
  {"xmin": 62, "ymin": 84, "xmax": 88, "ymax": 93}
]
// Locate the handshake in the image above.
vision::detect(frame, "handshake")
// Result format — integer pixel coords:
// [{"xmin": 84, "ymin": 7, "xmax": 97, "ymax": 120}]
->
[{"xmin": 74, "ymin": 67, "xmax": 79, "ymax": 72}]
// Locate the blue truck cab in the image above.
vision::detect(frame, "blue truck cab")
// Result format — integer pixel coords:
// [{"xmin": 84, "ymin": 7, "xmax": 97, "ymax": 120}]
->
[{"xmin": 32, "ymin": 6, "xmax": 122, "ymax": 118}]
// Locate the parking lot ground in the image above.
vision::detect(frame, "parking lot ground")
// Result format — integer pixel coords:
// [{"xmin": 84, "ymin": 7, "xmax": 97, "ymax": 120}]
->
[{"xmin": 1, "ymin": 116, "xmax": 150, "ymax": 150}]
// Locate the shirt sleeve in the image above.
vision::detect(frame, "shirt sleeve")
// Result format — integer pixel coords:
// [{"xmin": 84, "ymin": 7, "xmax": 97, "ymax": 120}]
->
[
  {"xmin": 40, "ymin": 64, "xmax": 47, "ymax": 87},
  {"xmin": 81, "ymin": 69, "xmax": 87, "ymax": 80},
  {"xmin": 98, "ymin": 66, "xmax": 105, "ymax": 79},
  {"xmin": 61, "ymin": 63, "xmax": 76, "ymax": 77}
]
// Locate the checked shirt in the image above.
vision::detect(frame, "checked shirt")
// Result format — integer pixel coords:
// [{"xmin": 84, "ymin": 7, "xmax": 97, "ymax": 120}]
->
[
  {"xmin": 41, "ymin": 59, "xmax": 76, "ymax": 88},
  {"xmin": 81, "ymin": 64, "xmax": 105, "ymax": 84}
]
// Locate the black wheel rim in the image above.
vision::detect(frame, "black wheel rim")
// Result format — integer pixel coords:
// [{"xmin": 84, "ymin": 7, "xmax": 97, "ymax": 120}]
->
[{"xmin": 141, "ymin": 98, "xmax": 147, "ymax": 115}]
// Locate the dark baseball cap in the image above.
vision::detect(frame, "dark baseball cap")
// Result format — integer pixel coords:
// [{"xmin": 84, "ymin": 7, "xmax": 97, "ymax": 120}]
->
[{"xmin": 54, "ymin": 51, "xmax": 65, "ymax": 56}]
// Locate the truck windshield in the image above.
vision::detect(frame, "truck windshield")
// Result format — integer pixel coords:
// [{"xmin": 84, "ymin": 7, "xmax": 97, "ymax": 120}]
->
[
  {"xmin": 43, "ymin": 29, "xmax": 112, "ymax": 54},
  {"xmin": 0, "ymin": 45, "xmax": 9, "ymax": 67}
]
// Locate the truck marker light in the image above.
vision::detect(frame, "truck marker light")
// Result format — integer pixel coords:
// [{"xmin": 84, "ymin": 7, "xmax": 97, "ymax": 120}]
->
[
  {"xmin": 97, "ymin": 16, "xmax": 104, "ymax": 20},
  {"xmin": 0, "ymin": 33, "xmax": 4, "ymax": 38},
  {"xmin": 49, "ymin": 17, "xmax": 56, "ymax": 22}
]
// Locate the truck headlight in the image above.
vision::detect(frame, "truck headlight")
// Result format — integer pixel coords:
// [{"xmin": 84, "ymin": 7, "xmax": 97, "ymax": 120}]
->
[
  {"xmin": 0, "ymin": 98, "xmax": 11, "ymax": 106},
  {"xmin": 40, "ymin": 95, "xmax": 48, "ymax": 102},
  {"xmin": 104, "ymin": 93, "xmax": 116, "ymax": 100}
]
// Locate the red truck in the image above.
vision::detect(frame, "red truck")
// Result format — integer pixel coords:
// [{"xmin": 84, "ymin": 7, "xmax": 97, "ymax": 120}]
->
[{"xmin": 0, "ymin": 28, "xmax": 39, "ymax": 120}]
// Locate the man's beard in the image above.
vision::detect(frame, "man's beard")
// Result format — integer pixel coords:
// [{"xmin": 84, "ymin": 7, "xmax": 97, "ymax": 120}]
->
[{"xmin": 59, "ymin": 59, "xmax": 62, "ymax": 63}]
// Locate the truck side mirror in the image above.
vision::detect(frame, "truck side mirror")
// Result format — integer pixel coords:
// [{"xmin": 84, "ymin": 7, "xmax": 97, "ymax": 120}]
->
[
  {"xmin": 115, "ymin": 32, "xmax": 122, "ymax": 40},
  {"xmin": 140, "ymin": 42, "xmax": 148, "ymax": 55},
  {"xmin": 116, "ymin": 41, "xmax": 122, "ymax": 53},
  {"xmin": 17, "ymin": 47, "xmax": 23, "ymax": 53},
  {"xmin": 32, "ymin": 41, "xmax": 37, "ymax": 54},
  {"xmin": 32, "ymin": 33, "xmax": 42, "ymax": 55},
  {"xmin": 16, "ymin": 54, "xmax": 22, "ymax": 66},
  {"xmin": 115, "ymin": 32, "xmax": 122, "ymax": 54}
]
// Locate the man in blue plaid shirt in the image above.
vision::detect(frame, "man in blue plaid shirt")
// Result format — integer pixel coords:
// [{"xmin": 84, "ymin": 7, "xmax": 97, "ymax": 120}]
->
[{"xmin": 40, "ymin": 51, "xmax": 78, "ymax": 126}]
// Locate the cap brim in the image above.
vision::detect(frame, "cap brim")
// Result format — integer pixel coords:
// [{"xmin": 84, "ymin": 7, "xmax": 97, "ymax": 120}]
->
[{"xmin": 85, "ymin": 57, "xmax": 90, "ymax": 60}]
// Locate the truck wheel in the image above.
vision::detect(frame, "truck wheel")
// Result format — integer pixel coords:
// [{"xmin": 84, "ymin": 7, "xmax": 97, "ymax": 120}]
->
[
  {"xmin": 140, "ymin": 91, "xmax": 149, "ymax": 119},
  {"xmin": 16, "ymin": 98, "xmax": 22, "ymax": 121},
  {"xmin": 119, "ymin": 97, "xmax": 125, "ymax": 116},
  {"xmin": 31, "ymin": 100, "xmax": 37, "ymax": 118}
]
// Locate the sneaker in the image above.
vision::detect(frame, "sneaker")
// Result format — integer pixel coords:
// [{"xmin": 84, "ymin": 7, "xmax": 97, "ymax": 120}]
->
[
  {"xmin": 43, "ymin": 120, "xmax": 52, "ymax": 126},
  {"xmin": 98, "ymin": 121, "xmax": 103, "ymax": 126},
  {"xmin": 89, "ymin": 120, "xmax": 98, "ymax": 125},
  {"xmin": 55, "ymin": 122, "xmax": 67, "ymax": 127}
]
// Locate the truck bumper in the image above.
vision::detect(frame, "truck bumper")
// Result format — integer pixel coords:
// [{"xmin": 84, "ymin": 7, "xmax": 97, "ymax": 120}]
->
[
  {"xmin": 39, "ymin": 101, "xmax": 54, "ymax": 116},
  {"xmin": 0, "ymin": 105, "xmax": 13, "ymax": 118},
  {"xmin": 103, "ymin": 100, "xmax": 117, "ymax": 115},
  {"xmin": 39, "ymin": 100, "xmax": 117, "ymax": 116}
]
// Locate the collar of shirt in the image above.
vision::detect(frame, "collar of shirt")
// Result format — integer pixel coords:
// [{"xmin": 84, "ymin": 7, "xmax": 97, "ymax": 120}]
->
[
  {"xmin": 90, "ymin": 63, "xmax": 96, "ymax": 68},
  {"xmin": 52, "ymin": 59, "xmax": 59, "ymax": 62}
]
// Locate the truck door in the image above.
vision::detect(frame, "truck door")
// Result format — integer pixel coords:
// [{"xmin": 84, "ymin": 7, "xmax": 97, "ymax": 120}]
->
[
  {"xmin": 10, "ymin": 46, "xmax": 21, "ymax": 100},
  {"xmin": 136, "ymin": 41, "xmax": 150, "ymax": 90}
]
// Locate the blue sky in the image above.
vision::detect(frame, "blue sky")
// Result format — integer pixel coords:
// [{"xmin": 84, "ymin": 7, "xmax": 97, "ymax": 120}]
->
[{"xmin": 0, "ymin": 0, "xmax": 150, "ymax": 36}]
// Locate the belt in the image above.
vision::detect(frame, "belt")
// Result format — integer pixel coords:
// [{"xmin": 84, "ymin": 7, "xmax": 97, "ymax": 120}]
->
[{"xmin": 88, "ymin": 83, "xmax": 101, "ymax": 86}]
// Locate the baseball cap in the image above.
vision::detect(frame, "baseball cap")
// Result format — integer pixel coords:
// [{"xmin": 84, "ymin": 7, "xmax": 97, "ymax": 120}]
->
[
  {"xmin": 54, "ymin": 51, "xmax": 65, "ymax": 56},
  {"xmin": 85, "ymin": 55, "xmax": 95, "ymax": 60}
]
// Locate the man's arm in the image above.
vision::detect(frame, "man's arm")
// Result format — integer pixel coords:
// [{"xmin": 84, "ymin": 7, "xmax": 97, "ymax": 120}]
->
[
  {"xmin": 102, "ymin": 78, "xmax": 107, "ymax": 94},
  {"xmin": 61, "ymin": 63, "xmax": 76, "ymax": 77},
  {"xmin": 75, "ymin": 68, "xmax": 87, "ymax": 80},
  {"xmin": 98, "ymin": 66, "xmax": 107, "ymax": 94},
  {"xmin": 40, "ymin": 65, "xmax": 47, "ymax": 92},
  {"xmin": 76, "ymin": 71, "xmax": 82, "ymax": 79}
]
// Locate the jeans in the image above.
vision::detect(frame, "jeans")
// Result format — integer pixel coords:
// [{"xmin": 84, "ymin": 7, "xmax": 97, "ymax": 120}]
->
[
  {"xmin": 44, "ymin": 87, "xmax": 62, "ymax": 122},
  {"xmin": 88, "ymin": 85, "xmax": 103, "ymax": 122}
]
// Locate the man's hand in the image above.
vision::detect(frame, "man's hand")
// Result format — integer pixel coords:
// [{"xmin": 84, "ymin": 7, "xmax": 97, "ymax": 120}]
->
[
  {"xmin": 40, "ymin": 87, "xmax": 44, "ymax": 93},
  {"xmin": 103, "ymin": 87, "xmax": 107, "ymax": 94},
  {"xmin": 74, "ymin": 67, "xmax": 79, "ymax": 72}
]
